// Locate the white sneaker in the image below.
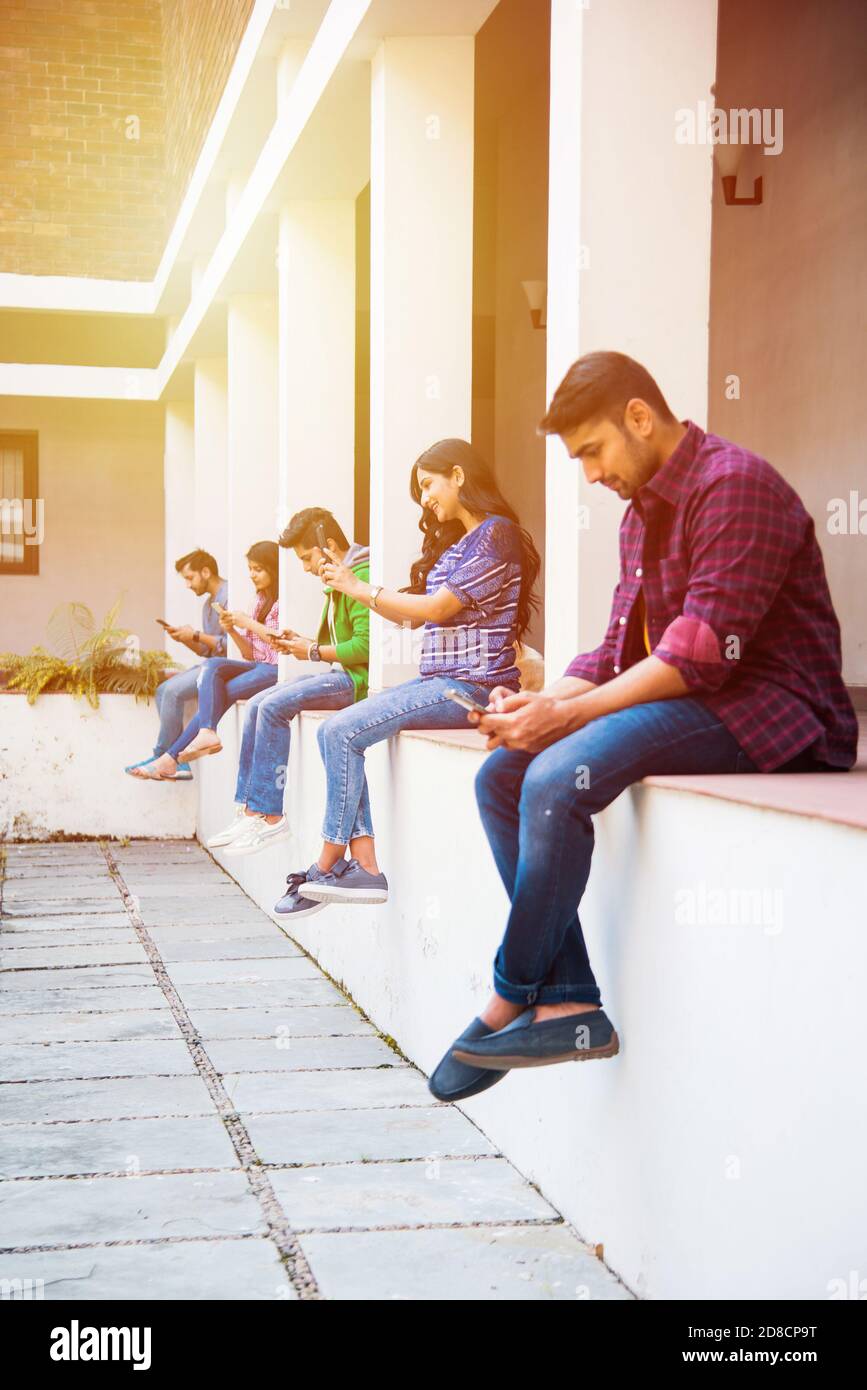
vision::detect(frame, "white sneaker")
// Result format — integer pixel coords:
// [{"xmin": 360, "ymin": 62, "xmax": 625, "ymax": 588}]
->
[
  {"xmin": 207, "ymin": 810, "xmax": 263, "ymax": 850},
  {"xmin": 224, "ymin": 815, "xmax": 291, "ymax": 857}
]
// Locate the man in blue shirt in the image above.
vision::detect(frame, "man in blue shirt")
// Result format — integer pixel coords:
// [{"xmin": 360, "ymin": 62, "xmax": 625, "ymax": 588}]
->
[{"xmin": 124, "ymin": 548, "xmax": 227, "ymax": 781}]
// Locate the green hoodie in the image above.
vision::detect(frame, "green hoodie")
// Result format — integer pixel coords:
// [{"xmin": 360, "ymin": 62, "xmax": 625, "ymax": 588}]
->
[{"xmin": 316, "ymin": 542, "xmax": 370, "ymax": 702}]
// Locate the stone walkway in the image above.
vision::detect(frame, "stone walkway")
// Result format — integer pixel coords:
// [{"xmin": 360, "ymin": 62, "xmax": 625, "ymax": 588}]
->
[{"xmin": 0, "ymin": 839, "xmax": 631, "ymax": 1301}]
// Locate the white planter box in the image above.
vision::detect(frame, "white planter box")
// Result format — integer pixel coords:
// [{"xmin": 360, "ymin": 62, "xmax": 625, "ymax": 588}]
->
[{"xmin": 0, "ymin": 692, "xmax": 196, "ymax": 841}]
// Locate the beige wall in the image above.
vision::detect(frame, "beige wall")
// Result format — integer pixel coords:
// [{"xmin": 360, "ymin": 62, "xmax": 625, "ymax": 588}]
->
[
  {"xmin": 0, "ymin": 398, "xmax": 165, "ymax": 656},
  {"xmin": 473, "ymin": 0, "xmax": 550, "ymax": 653},
  {"xmin": 709, "ymin": 0, "xmax": 867, "ymax": 686}
]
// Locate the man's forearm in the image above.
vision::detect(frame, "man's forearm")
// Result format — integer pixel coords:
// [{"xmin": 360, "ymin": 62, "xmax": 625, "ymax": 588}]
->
[
  {"xmin": 544, "ymin": 675, "xmax": 597, "ymax": 700},
  {"xmin": 558, "ymin": 656, "xmax": 689, "ymax": 732}
]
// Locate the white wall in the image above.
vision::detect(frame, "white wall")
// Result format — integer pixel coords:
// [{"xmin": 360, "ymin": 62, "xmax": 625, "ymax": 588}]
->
[
  {"xmin": 0, "ymin": 694, "xmax": 196, "ymax": 841},
  {"xmin": 544, "ymin": 0, "xmax": 719, "ymax": 675},
  {"xmin": 277, "ymin": 200, "xmax": 357, "ymax": 647},
  {"xmin": 227, "ymin": 296, "xmax": 279, "ymax": 609},
  {"xmin": 196, "ymin": 706, "xmax": 867, "ymax": 1300},
  {"xmin": 163, "ymin": 400, "xmax": 200, "ymax": 660},
  {"xmin": 369, "ymin": 36, "xmax": 475, "ymax": 688},
  {"xmin": 193, "ymin": 359, "xmax": 229, "ymax": 582}
]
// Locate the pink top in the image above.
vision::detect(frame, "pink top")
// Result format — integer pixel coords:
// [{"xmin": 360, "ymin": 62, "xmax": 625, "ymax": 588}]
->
[{"xmin": 249, "ymin": 597, "xmax": 280, "ymax": 664}]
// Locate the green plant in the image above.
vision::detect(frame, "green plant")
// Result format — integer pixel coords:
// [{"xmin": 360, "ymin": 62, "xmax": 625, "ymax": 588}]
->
[{"xmin": 0, "ymin": 599, "xmax": 179, "ymax": 708}]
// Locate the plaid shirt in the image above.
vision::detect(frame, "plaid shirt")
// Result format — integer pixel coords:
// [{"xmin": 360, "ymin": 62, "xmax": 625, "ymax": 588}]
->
[
  {"xmin": 249, "ymin": 598, "xmax": 280, "ymax": 665},
  {"xmin": 565, "ymin": 421, "xmax": 858, "ymax": 772}
]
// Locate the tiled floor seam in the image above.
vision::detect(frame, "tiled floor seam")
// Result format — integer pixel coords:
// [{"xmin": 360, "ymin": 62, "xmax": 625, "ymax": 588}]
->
[
  {"xmin": 96, "ymin": 839, "xmax": 322, "ymax": 1300},
  {"xmin": 0, "ymin": 1100, "xmax": 454, "ymax": 1127},
  {"xmin": 4, "ymin": 1152, "xmax": 501, "ymax": 1181},
  {"xmin": 0, "ymin": 1217, "xmax": 567, "ymax": 1257}
]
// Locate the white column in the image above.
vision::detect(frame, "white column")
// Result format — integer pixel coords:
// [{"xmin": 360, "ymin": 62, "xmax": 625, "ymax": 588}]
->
[
  {"xmin": 163, "ymin": 401, "xmax": 197, "ymax": 660},
  {"xmin": 544, "ymin": 0, "xmax": 718, "ymax": 676},
  {"xmin": 226, "ymin": 295, "xmax": 279, "ymax": 609},
  {"xmin": 369, "ymin": 36, "xmax": 475, "ymax": 689},
  {"xmin": 193, "ymin": 358, "xmax": 229, "ymax": 581},
  {"xmin": 277, "ymin": 200, "xmax": 356, "ymax": 658}
]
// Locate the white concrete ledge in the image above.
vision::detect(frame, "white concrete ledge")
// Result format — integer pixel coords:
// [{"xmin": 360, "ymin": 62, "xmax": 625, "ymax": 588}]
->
[
  {"xmin": 196, "ymin": 702, "xmax": 867, "ymax": 1299},
  {"xmin": 0, "ymin": 694, "xmax": 196, "ymax": 842}
]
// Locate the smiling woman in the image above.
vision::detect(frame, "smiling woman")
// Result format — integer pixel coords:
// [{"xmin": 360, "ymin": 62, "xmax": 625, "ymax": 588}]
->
[{"xmin": 273, "ymin": 437, "xmax": 542, "ymax": 927}]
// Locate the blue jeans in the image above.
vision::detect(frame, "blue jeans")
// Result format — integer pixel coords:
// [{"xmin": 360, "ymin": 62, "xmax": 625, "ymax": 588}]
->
[
  {"xmin": 317, "ymin": 674, "xmax": 496, "ymax": 845},
  {"xmin": 475, "ymin": 697, "xmax": 758, "ymax": 1007},
  {"xmin": 236, "ymin": 669, "xmax": 356, "ymax": 816},
  {"xmin": 166, "ymin": 659, "xmax": 278, "ymax": 762},
  {"xmin": 153, "ymin": 665, "xmax": 202, "ymax": 757}
]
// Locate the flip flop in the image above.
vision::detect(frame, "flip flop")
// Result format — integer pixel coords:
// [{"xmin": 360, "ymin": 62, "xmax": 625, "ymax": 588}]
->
[
  {"xmin": 180, "ymin": 741, "xmax": 223, "ymax": 764},
  {"xmin": 129, "ymin": 760, "xmax": 176, "ymax": 781},
  {"xmin": 124, "ymin": 758, "xmax": 155, "ymax": 777}
]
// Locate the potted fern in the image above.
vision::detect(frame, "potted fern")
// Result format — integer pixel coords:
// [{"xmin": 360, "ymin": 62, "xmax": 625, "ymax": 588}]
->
[{"xmin": 0, "ymin": 600, "xmax": 179, "ymax": 708}]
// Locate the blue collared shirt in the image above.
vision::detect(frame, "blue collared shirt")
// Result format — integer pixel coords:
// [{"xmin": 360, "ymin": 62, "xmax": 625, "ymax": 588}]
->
[{"xmin": 201, "ymin": 580, "xmax": 228, "ymax": 657}]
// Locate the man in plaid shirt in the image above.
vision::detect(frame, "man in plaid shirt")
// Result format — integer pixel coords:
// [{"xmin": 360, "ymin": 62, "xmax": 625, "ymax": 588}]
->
[{"xmin": 429, "ymin": 351, "xmax": 858, "ymax": 1098}]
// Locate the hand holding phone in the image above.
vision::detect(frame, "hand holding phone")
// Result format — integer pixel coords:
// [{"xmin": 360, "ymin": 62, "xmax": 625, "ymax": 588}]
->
[{"xmin": 445, "ymin": 688, "xmax": 491, "ymax": 717}]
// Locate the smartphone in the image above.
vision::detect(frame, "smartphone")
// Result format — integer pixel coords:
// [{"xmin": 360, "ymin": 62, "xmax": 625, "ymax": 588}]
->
[
  {"xmin": 445, "ymin": 688, "xmax": 491, "ymax": 716},
  {"xmin": 211, "ymin": 601, "xmax": 226, "ymax": 615},
  {"xmin": 156, "ymin": 618, "xmax": 172, "ymax": 629},
  {"xmin": 315, "ymin": 521, "xmax": 333, "ymax": 591}
]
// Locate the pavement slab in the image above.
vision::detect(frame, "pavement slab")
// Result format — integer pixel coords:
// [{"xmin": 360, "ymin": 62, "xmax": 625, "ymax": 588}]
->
[
  {"xmin": 270, "ymin": 1157, "xmax": 558, "ymax": 1231},
  {"xmin": 0, "ymin": 1170, "xmax": 265, "ymax": 1248},
  {"xmin": 299, "ymin": 1225, "xmax": 632, "ymax": 1301},
  {"xmin": 0, "ymin": 1238, "xmax": 296, "ymax": 1300},
  {"xmin": 0, "ymin": 1113, "xmax": 241, "ymax": 1178}
]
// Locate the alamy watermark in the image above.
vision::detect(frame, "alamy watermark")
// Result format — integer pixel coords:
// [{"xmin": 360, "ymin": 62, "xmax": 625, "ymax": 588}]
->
[
  {"xmin": 0, "ymin": 497, "xmax": 44, "ymax": 546},
  {"xmin": 675, "ymin": 881, "xmax": 784, "ymax": 935},
  {"xmin": 675, "ymin": 101, "xmax": 783, "ymax": 156}
]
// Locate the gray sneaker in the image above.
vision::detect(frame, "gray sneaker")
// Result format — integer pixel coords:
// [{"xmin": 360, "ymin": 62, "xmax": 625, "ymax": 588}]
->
[
  {"xmin": 273, "ymin": 865, "xmax": 329, "ymax": 919},
  {"xmin": 302, "ymin": 856, "xmax": 389, "ymax": 904}
]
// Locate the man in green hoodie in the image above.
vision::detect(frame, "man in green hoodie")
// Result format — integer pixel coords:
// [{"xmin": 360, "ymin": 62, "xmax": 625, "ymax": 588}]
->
[{"xmin": 207, "ymin": 508, "xmax": 369, "ymax": 857}]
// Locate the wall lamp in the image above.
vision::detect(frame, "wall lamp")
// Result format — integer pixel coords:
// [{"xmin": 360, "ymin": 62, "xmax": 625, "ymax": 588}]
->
[
  {"xmin": 522, "ymin": 280, "xmax": 547, "ymax": 330},
  {"xmin": 715, "ymin": 140, "xmax": 763, "ymax": 206}
]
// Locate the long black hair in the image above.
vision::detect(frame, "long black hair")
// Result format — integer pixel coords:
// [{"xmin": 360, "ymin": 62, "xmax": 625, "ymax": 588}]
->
[
  {"xmin": 405, "ymin": 439, "xmax": 541, "ymax": 641},
  {"xmin": 246, "ymin": 540, "xmax": 279, "ymax": 618}
]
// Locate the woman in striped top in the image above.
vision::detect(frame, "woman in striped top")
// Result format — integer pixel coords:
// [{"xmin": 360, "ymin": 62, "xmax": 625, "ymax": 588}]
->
[{"xmin": 273, "ymin": 439, "xmax": 541, "ymax": 916}]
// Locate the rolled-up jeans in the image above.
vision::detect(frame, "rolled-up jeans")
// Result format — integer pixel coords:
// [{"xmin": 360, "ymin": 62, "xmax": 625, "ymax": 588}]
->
[
  {"xmin": 317, "ymin": 674, "xmax": 502, "ymax": 845},
  {"xmin": 236, "ymin": 669, "xmax": 356, "ymax": 816},
  {"xmin": 474, "ymin": 697, "xmax": 759, "ymax": 1008},
  {"xmin": 165, "ymin": 658, "xmax": 277, "ymax": 762},
  {"xmin": 153, "ymin": 665, "xmax": 202, "ymax": 757}
]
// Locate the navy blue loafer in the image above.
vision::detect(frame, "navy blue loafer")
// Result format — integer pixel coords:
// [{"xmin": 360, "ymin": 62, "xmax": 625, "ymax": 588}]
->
[
  {"xmin": 428, "ymin": 1018, "xmax": 505, "ymax": 1102},
  {"xmin": 452, "ymin": 1007, "xmax": 620, "ymax": 1071},
  {"xmin": 428, "ymin": 1010, "xmax": 535, "ymax": 1102}
]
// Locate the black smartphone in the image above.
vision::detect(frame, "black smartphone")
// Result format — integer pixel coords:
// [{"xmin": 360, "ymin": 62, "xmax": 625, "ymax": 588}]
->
[
  {"xmin": 315, "ymin": 521, "xmax": 333, "ymax": 590},
  {"xmin": 445, "ymin": 688, "xmax": 490, "ymax": 716},
  {"xmin": 156, "ymin": 618, "xmax": 172, "ymax": 629}
]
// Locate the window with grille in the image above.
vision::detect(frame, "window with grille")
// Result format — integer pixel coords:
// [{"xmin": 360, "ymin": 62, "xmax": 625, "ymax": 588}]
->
[{"xmin": 0, "ymin": 432, "xmax": 39, "ymax": 576}]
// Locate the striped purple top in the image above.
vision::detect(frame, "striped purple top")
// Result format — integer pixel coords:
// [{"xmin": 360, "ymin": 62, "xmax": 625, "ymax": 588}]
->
[{"xmin": 421, "ymin": 515, "xmax": 523, "ymax": 688}]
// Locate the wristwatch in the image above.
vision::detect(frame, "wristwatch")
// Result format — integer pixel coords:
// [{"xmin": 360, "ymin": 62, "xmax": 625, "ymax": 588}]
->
[
  {"xmin": 308, "ymin": 641, "xmax": 322, "ymax": 662},
  {"xmin": 369, "ymin": 585, "xmax": 384, "ymax": 610}
]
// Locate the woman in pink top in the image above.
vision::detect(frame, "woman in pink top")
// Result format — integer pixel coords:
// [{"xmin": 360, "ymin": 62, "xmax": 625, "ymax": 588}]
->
[{"xmin": 134, "ymin": 542, "xmax": 280, "ymax": 779}]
